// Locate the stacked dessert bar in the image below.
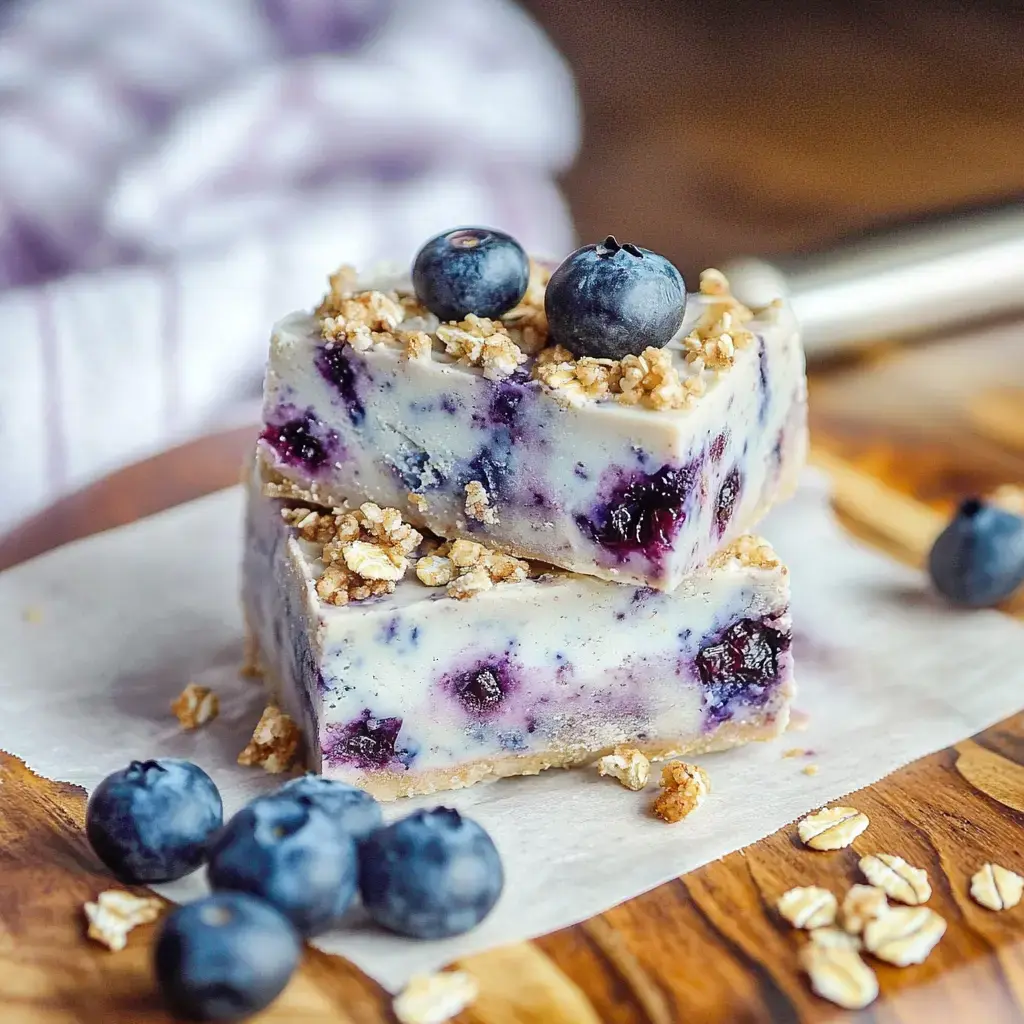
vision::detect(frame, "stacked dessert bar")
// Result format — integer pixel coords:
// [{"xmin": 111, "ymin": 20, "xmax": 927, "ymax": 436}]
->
[{"xmin": 243, "ymin": 229, "xmax": 807, "ymax": 799}]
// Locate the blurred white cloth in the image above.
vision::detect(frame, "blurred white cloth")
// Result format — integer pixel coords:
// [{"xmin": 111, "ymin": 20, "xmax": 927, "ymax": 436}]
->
[{"xmin": 0, "ymin": 0, "xmax": 579, "ymax": 535}]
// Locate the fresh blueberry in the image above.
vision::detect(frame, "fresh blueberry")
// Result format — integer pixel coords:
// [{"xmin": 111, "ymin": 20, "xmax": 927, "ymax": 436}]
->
[
  {"xmin": 544, "ymin": 235, "xmax": 686, "ymax": 360},
  {"xmin": 359, "ymin": 808, "xmax": 504, "ymax": 939},
  {"xmin": 412, "ymin": 227, "xmax": 529, "ymax": 321},
  {"xmin": 207, "ymin": 795, "xmax": 358, "ymax": 936},
  {"xmin": 154, "ymin": 892, "xmax": 300, "ymax": 1021},
  {"xmin": 928, "ymin": 498, "xmax": 1024, "ymax": 607},
  {"xmin": 86, "ymin": 759, "xmax": 222, "ymax": 883},
  {"xmin": 276, "ymin": 774, "xmax": 383, "ymax": 843}
]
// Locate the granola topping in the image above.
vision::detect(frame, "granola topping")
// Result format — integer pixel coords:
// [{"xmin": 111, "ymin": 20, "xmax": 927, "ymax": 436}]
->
[
  {"xmin": 435, "ymin": 315, "xmax": 527, "ymax": 381},
  {"xmin": 970, "ymin": 863, "xmax": 1023, "ymax": 911},
  {"xmin": 859, "ymin": 853, "xmax": 931, "ymax": 906},
  {"xmin": 171, "ymin": 683, "xmax": 219, "ymax": 731},
  {"xmin": 414, "ymin": 538, "xmax": 530, "ymax": 599},
  {"xmin": 797, "ymin": 806, "xmax": 869, "ymax": 851},
  {"xmin": 681, "ymin": 268, "xmax": 756, "ymax": 370},
  {"xmin": 596, "ymin": 747, "xmax": 651, "ymax": 791},
  {"xmin": 707, "ymin": 534, "xmax": 782, "ymax": 571},
  {"xmin": 652, "ymin": 761, "xmax": 709, "ymax": 822},
  {"xmin": 237, "ymin": 705, "xmax": 301, "ymax": 774},
  {"xmin": 777, "ymin": 886, "xmax": 838, "ymax": 930},
  {"xmin": 84, "ymin": 890, "xmax": 163, "ymax": 951},
  {"xmin": 282, "ymin": 502, "xmax": 422, "ymax": 606},
  {"xmin": 501, "ymin": 259, "xmax": 550, "ymax": 354}
]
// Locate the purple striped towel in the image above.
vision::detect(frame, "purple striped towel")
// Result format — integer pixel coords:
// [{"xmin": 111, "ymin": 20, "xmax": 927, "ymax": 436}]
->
[{"xmin": 0, "ymin": 0, "xmax": 579, "ymax": 535}]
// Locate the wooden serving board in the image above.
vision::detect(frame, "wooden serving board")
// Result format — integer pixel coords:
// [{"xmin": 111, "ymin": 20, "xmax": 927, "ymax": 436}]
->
[{"xmin": 1, "ymin": 334, "xmax": 1023, "ymax": 1022}]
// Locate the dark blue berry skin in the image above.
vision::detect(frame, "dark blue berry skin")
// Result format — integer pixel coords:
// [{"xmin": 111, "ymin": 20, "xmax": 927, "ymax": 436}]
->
[
  {"xmin": 86, "ymin": 760, "xmax": 223, "ymax": 884},
  {"xmin": 545, "ymin": 235, "xmax": 686, "ymax": 360},
  {"xmin": 359, "ymin": 808, "xmax": 504, "ymax": 939},
  {"xmin": 207, "ymin": 795, "xmax": 358, "ymax": 936},
  {"xmin": 928, "ymin": 498, "xmax": 1024, "ymax": 607},
  {"xmin": 412, "ymin": 227, "xmax": 529, "ymax": 321},
  {"xmin": 276, "ymin": 774, "xmax": 383, "ymax": 843},
  {"xmin": 154, "ymin": 893, "xmax": 300, "ymax": 1022}
]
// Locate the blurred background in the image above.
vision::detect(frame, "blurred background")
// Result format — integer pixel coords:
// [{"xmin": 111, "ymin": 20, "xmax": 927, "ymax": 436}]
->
[{"xmin": 0, "ymin": 0, "xmax": 1022, "ymax": 541}]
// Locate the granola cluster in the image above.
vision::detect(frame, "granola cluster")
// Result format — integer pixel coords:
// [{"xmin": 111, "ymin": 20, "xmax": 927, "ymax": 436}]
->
[
  {"xmin": 282, "ymin": 502, "xmax": 423, "ymax": 605},
  {"xmin": 415, "ymin": 537, "xmax": 530, "ymax": 600},
  {"xmin": 652, "ymin": 761, "xmax": 710, "ymax": 822},
  {"xmin": 237, "ymin": 705, "xmax": 301, "ymax": 773},
  {"xmin": 435, "ymin": 314, "xmax": 527, "ymax": 381},
  {"xmin": 681, "ymin": 268, "xmax": 756, "ymax": 370},
  {"xmin": 318, "ymin": 267, "xmax": 434, "ymax": 362},
  {"xmin": 464, "ymin": 480, "xmax": 498, "ymax": 525},
  {"xmin": 84, "ymin": 890, "xmax": 163, "ymax": 951},
  {"xmin": 171, "ymin": 682, "xmax": 219, "ymax": 731},
  {"xmin": 533, "ymin": 342, "xmax": 705, "ymax": 411},
  {"xmin": 707, "ymin": 534, "xmax": 782, "ymax": 571}
]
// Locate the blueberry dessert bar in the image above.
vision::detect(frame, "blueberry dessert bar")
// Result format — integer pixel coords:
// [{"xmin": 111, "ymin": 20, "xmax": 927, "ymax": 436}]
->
[
  {"xmin": 242, "ymin": 463, "xmax": 795, "ymax": 800},
  {"xmin": 258, "ymin": 230, "xmax": 807, "ymax": 592}
]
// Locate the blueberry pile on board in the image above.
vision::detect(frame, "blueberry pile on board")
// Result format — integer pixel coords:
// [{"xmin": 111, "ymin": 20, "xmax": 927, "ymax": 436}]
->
[{"xmin": 86, "ymin": 759, "xmax": 502, "ymax": 1020}]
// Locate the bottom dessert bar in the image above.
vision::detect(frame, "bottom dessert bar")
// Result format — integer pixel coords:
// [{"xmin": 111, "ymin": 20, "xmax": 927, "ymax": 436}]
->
[{"xmin": 242, "ymin": 466, "xmax": 795, "ymax": 800}]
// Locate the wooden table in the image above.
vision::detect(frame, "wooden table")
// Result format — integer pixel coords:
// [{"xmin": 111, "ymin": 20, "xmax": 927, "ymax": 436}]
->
[{"xmin": 3, "ymin": 2, "xmax": 1024, "ymax": 1018}]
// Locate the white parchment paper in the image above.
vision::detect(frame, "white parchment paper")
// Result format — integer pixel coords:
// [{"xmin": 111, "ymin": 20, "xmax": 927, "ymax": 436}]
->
[{"xmin": 1, "ymin": 473, "xmax": 1022, "ymax": 992}]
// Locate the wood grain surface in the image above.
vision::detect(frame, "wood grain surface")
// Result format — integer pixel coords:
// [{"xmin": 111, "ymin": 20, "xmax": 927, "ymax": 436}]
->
[{"xmin": 2, "ymin": 1, "xmax": 1024, "ymax": 1019}]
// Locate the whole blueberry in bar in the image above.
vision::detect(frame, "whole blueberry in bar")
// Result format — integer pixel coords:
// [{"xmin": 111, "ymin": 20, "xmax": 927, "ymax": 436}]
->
[
  {"xmin": 258, "ymin": 242, "xmax": 807, "ymax": 592},
  {"xmin": 242, "ymin": 463, "xmax": 795, "ymax": 800}
]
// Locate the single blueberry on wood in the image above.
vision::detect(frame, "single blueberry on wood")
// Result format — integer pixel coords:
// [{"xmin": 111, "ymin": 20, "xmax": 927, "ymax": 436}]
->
[
  {"xmin": 86, "ymin": 759, "xmax": 222, "ymax": 883},
  {"xmin": 154, "ymin": 892, "xmax": 300, "ymax": 1021},
  {"xmin": 412, "ymin": 227, "xmax": 529, "ymax": 321},
  {"xmin": 928, "ymin": 498, "xmax": 1024, "ymax": 607},
  {"xmin": 544, "ymin": 235, "xmax": 686, "ymax": 359},
  {"xmin": 359, "ymin": 807, "xmax": 504, "ymax": 939},
  {"xmin": 207, "ymin": 794, "xmax": 358, "ymax": 936}
]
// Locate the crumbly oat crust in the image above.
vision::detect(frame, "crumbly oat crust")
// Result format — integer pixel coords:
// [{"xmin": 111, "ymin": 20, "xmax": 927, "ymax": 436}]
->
[
  {"xmin": 652, "ymin": 761, "xmax": 710, "ymax": 822},
  {"xmin": 596, "ymin": 747, "xmax": 652, "ymax": 791},
  {"xmin": 237, "ymin": 705, "xmax": 301, "ymax": 773},
  {"xmin": 797, "ymin": 807, "xmax": 869, "ymax": 851},
  {"xmin": 859, "ymin": 853, "xmax": 931, "ymax": 906},
  {"xmin": 392, "ymin": 971, "xmax": 479, "ymax": 1024},
  {"xmin": 171, "ymin": 683, "xmax": 219, "ymax": 731},
  {"xmin": 970, "ymin": 863, "xmax": 1023, "ymax": 911},
  {"xmin": 841, "ymin": 885, "xmax": 889, "ymax": 934},
  {"xmin": 777, "ymin": 886, "xmax": 838, "ymax": 930},
  {"xmin": 84, "ymin": 890, "xmax": 163, "ymax": 951}
]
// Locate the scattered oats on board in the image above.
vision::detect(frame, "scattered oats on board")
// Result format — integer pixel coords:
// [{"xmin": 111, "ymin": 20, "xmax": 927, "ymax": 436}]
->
[
  {"xmin": 859, "ymin": 853, "xmax": 931, "ymax": 905},
  {"xmin": 797, "ymin": 807, "xmax": 869, "ymax": 851},
  {"xmin": 842, "ymin": 884, "xmax": 889, "ymax": 934},
  {"xmin": 392, "ymin": 970, "xmax": 479, "ymax": 1024},
  {"xmin": 596, "ymin": 747, "xmax": 651, "ymax": 791},
  {"xmin": 970, "ymin": 863, "xmax": 1024, "ymax": 911},
  {"xmin": 863, "ymin": 906, "xmax": 946, "ymax": 966},
  {"xmin": 237, "ymin": 705, "xmax": 301, "ymax": 773},
  {"xmin": 776, "ymin": 886, "xmax": 838, "ymax": 930},
  {"xmin": 652, "ymin": 762, "xmax": 709, "ymax": 823},
  {"xmin": 171, "ymin": 683, "xmax": 219, "ymax": 731},
  {"xmin": 84, "ymin": 890, "xmax": 163, "ymax": 951},
  {"xmin": 799, "ymin": 944, "xmax": 878, "ymax": 1010},
  {"xmin": 809, "ymin": 927, "xmax": 863, "ymax": 951}
]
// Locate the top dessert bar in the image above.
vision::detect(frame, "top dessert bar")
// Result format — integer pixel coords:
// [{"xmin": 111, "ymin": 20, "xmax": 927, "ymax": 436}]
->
[{"xmin": 258, "ymin": 264, "xmax": 807, "ymax": 591}]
